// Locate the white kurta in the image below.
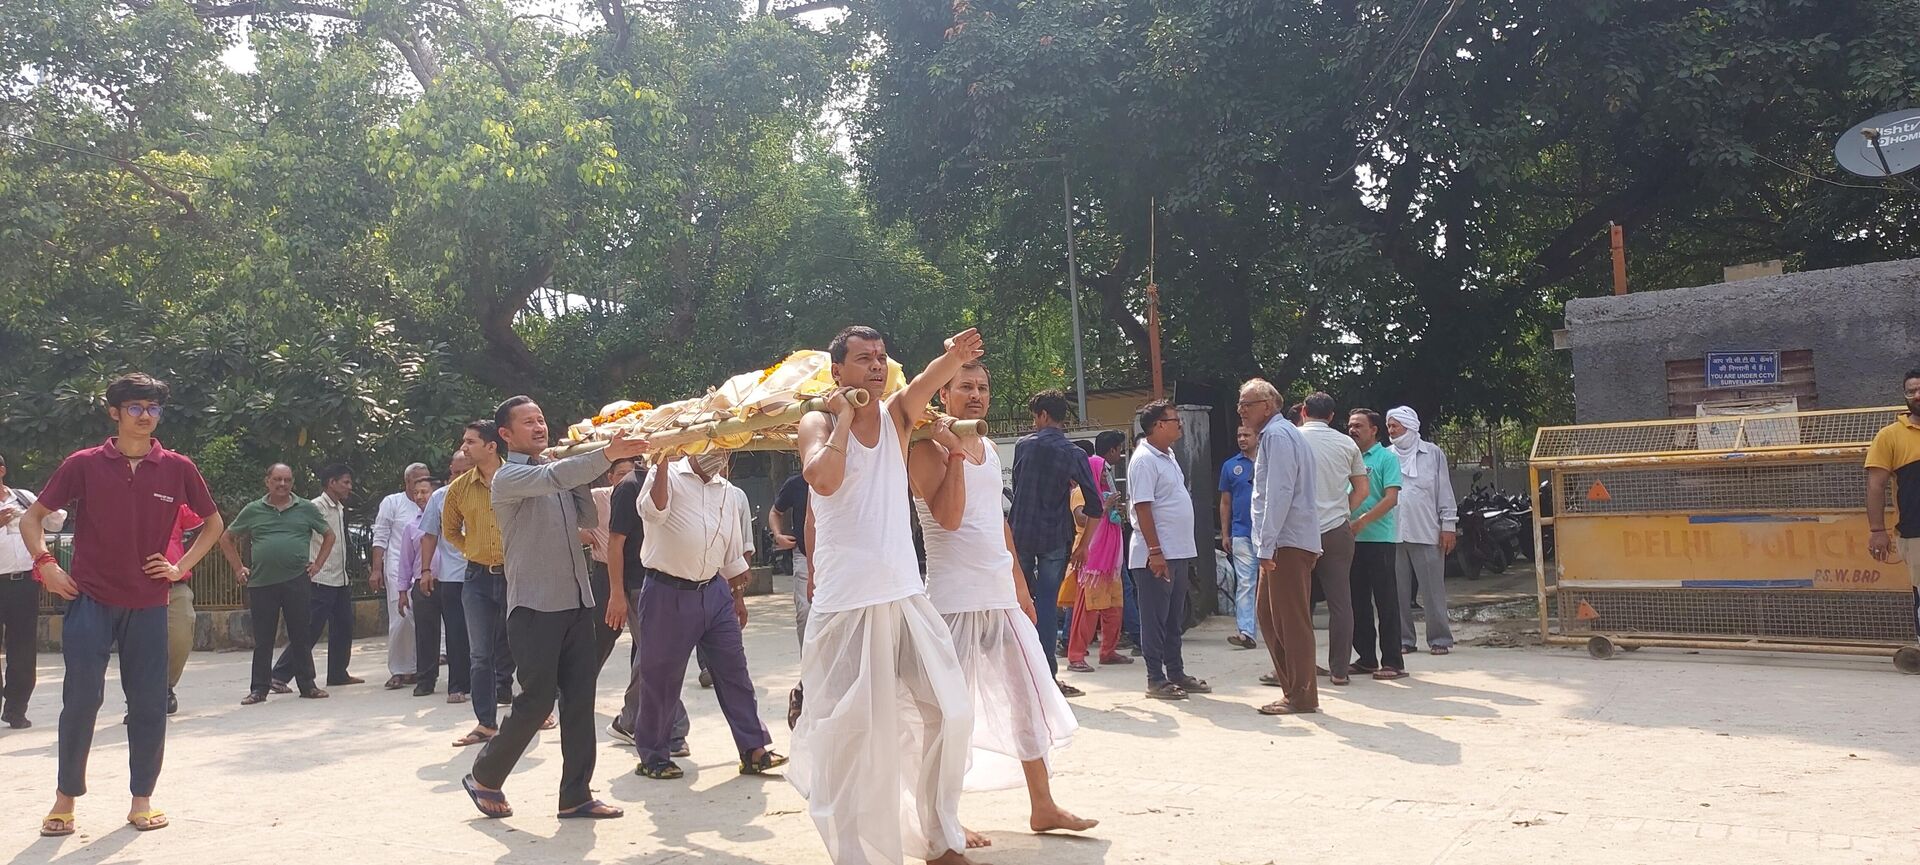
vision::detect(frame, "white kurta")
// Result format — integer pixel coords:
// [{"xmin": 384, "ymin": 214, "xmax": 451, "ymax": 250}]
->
[
  {"xmin": 914, "ymin": 445, "xmax": 1076, "ymax": 791},
  {"xmin": 791, "ymin": 405, "xmax": 973, "ymax": 864}
]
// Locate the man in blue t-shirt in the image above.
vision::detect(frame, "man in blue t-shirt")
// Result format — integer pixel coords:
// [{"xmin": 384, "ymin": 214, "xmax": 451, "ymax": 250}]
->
[{"xmin": 1216, "ymin": 425, "xmax": 1259, "ymax": 648}]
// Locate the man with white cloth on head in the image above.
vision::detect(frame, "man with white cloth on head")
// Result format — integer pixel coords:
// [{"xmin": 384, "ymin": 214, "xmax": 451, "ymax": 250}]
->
[
  {"xmin": 1384, "ymin": 407, "xmax": 1458, "ymax": 655},
  {"xmin": 791, "ymin": 325, "xmax": 985, "ymax": 865},
  {"xmin": 907, "ymin": 360, "xmax": 1095, "ymax": 850},
  {"xmin": 370, "ymin": 462, "xmax": 429, "ymax": 690}
]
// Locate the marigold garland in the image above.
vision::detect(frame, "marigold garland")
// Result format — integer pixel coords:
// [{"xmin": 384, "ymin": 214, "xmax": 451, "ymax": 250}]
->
[{"xmin": 589, "ymin": 401, "xmax": 654, "ymax": 426}]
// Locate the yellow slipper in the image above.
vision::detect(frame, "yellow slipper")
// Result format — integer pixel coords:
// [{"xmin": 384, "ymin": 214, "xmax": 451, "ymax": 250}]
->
[
  {"xmin": 40, "ymin": 813, "xmax": 75, "ymax": 837},
  {"xmin": 127, "ymin": 810, "xmax": 169, "ymax": 831}
]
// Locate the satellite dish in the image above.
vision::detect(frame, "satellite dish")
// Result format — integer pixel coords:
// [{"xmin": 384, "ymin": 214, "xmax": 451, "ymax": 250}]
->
[{"xmin": 1835, "ymin": 108, "xmax": 1920, "ymax": 177}]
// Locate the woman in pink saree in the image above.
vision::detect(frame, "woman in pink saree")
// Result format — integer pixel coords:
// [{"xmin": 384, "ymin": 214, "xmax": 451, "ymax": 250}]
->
[{"xmin": 1066, "ymin": 433, "xmax": 1131, "ymax": 672}]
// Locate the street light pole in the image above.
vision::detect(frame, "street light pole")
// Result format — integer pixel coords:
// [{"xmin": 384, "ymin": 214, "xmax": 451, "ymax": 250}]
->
[{"xmin": 1061, "ymin": 167, "xmax": 1089, "ymax": 423}]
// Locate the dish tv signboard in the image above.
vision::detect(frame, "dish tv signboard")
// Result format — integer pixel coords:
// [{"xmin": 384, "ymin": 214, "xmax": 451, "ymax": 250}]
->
[{"xmin": 1836, "ymin": 109, "xmax": 1920, "ymax": 177}]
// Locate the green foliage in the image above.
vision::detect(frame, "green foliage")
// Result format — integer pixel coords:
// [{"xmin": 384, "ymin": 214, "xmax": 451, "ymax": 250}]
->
[
  {"xmin": 850, "ymin": 0, "xmax": 1920, "ymax": 422},
  {"xmin": 0, "ymin": 0, "xmax": 970, "ymax": 511}
]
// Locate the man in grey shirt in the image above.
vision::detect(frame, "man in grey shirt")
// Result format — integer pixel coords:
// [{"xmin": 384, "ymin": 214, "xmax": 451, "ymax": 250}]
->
[{"xmin": 462, "ymin": 395, "xmax": 651, "ymax": 821}]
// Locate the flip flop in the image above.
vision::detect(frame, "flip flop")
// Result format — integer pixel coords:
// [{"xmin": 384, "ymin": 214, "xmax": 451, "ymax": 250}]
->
[
  {"xmin": 40, "ymin": 813, "xmax": 75, "ymax": 837},
  {"xmin": 240, "ymin": 692, "xmax": 267, "ymax": 706},
  {"xmin": 299, "ymin": 688, "xmax": 329, "ymax": 699},
  {"xmin": 1258, "ymin": 673, "xmax": 1282, "ymax": 687},
  {"xmin": 452, "ymin": 728, "xmax": 496, "ymax": 748},
  {"xmin": 557, "ymin": 799, "xmax": 623, "ymax": 819},
  {"xmin": 1329, "ymin": 675, "xmax": 1351, "ymax": 686},
  {"xmin": 1373, "ymin": 669, "xmax": 1409, "ymax": 680},
  {"xmin": 1429, "ymin": 646, "xmax": 1452, "ymax": 655},
  {"xmin": 127, "ymin": 810, "xmax": 169, "ymax": 831},
  {"xmin": 462, "ymin": 774, "xmax": 512, "ymax": 819},
  {"xmin": 1257, "ymin": 700, "xmax": 1318, "ymax": 716}
]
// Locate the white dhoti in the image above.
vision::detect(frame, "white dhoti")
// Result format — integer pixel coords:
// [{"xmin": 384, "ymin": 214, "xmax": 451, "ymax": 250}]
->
[
  {"xmin": 943, "ymin": 607, "xmax": 1077, "ymax": 791},
  {"xmin": 791, "ymin": 594, "xmax": 973, "ymax": 864}
]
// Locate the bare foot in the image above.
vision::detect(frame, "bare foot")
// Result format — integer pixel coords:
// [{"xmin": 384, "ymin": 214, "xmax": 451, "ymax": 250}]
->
[
  {"xmin": 964, "ymin": 827, "xmax": 993, "ymax": 848},
  {"xmin": 927, "ymin": 850, "xmax": 983, "ymax": 865},
  {"xmin": 1031, "ymin": 805, "xmax": 1098, "ymax": 833}
]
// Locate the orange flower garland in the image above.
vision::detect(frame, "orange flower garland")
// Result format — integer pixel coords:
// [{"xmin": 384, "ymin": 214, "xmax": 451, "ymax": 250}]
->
[{"xmin": 589, "ymin": 401, "xmax": 654, "ymax": 426}]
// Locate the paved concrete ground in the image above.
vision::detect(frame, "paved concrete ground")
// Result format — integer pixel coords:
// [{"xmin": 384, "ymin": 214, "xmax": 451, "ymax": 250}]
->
[{"xmin": 4, "ymin": 577, "xmax": 1918, "ymax": 865}]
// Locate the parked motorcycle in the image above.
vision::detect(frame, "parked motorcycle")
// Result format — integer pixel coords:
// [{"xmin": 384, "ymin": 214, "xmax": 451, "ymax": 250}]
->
[{"xmin": 1449, "ymin": 473, "xmax": 1514, "ymax": 578}]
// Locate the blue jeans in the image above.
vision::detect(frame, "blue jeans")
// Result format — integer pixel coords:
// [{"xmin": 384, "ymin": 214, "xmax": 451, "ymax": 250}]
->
[
  {"xmin": 59, "ymin": 594, "xmax": 168, "ymax": 797},
  {"xmin": 1017, "ymin": 546, "xmax": 1070, "ymax": 677},
  {"xmin": 462, "ymin": 566, "xmax": 514, "ymax": 728},
  {"xmin": 1122, "ymin": 568, "xmax": 1141, "ymax": 644},
  {"xmin": 1229, "ymin": 536, "xmax": 1260, "ymax": 638}
]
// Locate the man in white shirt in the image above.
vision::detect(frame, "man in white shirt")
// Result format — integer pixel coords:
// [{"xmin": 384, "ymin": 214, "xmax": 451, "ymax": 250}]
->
[
  {"xmin": 1297, "ymin": 393, "xmax": 1368, "ymax": 685},
  {"xmin": 1239, "ymin": 379, "xmax": 1324, "ymax": 716},
  {"xmin": 1385, "ymin": 407, "xmax": 1458, "ymax": 654},
  {"xmin": 272, "ymin": 464, "xmax": 362, "ymax": 691},
  {"xmin": 629, "ymin": 452, "xmax": 784, "ymax": 781},
  {"xmin": 0, "ymin": 452, "xmax": 67, "ymax": 728},
  {"xmin": 789, "ymin": 326, "xmax": 983, "ymax": 865},
  {"xmin": 691, "ymin": 468, "xmax": 757, "ymax": 690},
  {"xmin": 1126, "ymin": 400, "xmax": 1212, "ymax": 701},
  {"xmin": 370, "ymin": 462, "xmax": 430, "ymax": 689}
]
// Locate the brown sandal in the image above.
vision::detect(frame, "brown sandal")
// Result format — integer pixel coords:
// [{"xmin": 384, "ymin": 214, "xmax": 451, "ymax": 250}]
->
[
  {"xmin": 1373, "ymin": 668, "xmax": 1409, "ymax": 680},
  {"xmin": 1257, "ymin": 699, "xmax": 1318, "ymax": 716},
  {"xmin": 452, "ymin": 728, "xmax": 496, "ymax": 747}
]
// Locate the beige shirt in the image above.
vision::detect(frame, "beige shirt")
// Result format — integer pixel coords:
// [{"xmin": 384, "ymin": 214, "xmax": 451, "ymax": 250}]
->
[
  {"xmin": 1300, "ymin": 420, "xmax": 1369, "ymax": 533},
  {"xmin": 309, "ymin": 492, "xmax": 349, "ymax": 587},
  {"xmin": 639, "ymin": 461, "xmax": 748, "ymax": 583}
]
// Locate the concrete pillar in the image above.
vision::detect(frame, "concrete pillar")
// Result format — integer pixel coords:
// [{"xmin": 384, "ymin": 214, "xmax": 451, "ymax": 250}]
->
[{"xmin": 1172, "ymin": 404, "xmax": 1218, "ymax": 624}]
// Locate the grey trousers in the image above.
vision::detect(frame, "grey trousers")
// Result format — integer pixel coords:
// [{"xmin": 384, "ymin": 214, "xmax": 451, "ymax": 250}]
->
[
  {"xmin": 792, "ymin": 552, "xmax": 811, "ymax": 646},
  {"xmin": 1395, "ymin": 542, "xmax": 1453, "ymax": 649},
  {"xmin": 1312, "ymin": 524, "xmax": 1356, "ymax": 677}
]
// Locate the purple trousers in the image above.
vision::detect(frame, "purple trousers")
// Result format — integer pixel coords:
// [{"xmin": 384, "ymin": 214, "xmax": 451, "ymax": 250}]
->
[{"xmin": 630, "ymin": 574, "xmax": 771, "ymax": 767}]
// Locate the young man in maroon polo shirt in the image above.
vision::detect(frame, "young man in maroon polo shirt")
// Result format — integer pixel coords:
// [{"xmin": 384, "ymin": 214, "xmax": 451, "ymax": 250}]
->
[{"xmin": 20, "ymin": 373, "xmax": 224, "ymax": 837}]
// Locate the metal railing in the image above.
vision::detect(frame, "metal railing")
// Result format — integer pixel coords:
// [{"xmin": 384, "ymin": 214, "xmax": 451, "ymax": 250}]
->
[
  {"xmin": 37, "ymin": 524, "xmax": 380, "ymax": 613},
  {"xmin": 1529, "ymin": 405, "xmax": 1920, "ymax": 671}
]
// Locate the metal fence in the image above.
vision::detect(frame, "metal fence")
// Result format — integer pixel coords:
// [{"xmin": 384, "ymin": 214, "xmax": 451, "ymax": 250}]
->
[
  {"xmin": 37, "ymin": 523, "xmax": 379, "ymax": 613},
  {"xmin": 1530, "ymin": 406, "xmax": 1920, "ymax": 671}
]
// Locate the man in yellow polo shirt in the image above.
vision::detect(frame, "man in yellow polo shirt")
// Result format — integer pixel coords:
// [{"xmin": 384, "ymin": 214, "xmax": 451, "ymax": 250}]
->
[
  {"xmin": 1864, "ymin": 368, "xmax": 1920, "ymax": 638},
  {"xmin": 443, "ymin": 421, "xmax": 513, "ymax": 747}
]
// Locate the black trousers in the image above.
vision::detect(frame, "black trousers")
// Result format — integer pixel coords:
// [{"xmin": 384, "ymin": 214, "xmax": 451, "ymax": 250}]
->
[
  {"xmin": 471, "ymin": 606, "xmax": 598, "ymax": 809},
  {"xmin": 273, "ymin": 582, "xmax": 354, "ymax": 686},
  {"xmin": 1350, "ymin": 541, "xmax": 1405, "ymax": 671},
  {"xmin": 0, "ymin": 574, "xmax": 38, "ymax": 718},
  {"xmin": 412, "ymin": 581, "xmax": 471, "ymax": 692},
  {"xmin": 589, "ymin": 562, "xmax": 622, "ymax": 672},
  {"xmin": 249, "ymin": 578, "xmax": 315, "ymax": 693}
]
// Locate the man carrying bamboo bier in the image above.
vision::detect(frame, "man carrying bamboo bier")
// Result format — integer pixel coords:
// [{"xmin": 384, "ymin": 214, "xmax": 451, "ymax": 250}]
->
[
  {"xmin": 907, "ymin": 358, "xmax": 1096, "ymax": 847},
  {"xmin": 625, "ymin": 447, "xmax": 785, "ymax": 781},
  {"xmin": 27, "ymin": 372, "xmax": 224, "ymax": 837},
  {"xmin": 461, "ymin": 397, "xmax": 652, "ymax": 821},
  {"xmin": 789, "ymin": 325, "xmax": 986, "ymax": 865}
]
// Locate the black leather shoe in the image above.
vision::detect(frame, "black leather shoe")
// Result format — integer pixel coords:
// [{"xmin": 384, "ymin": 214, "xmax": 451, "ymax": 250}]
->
[{"xmin": 167, "ymin": 690, "xmax": 178, "ymax": 715}]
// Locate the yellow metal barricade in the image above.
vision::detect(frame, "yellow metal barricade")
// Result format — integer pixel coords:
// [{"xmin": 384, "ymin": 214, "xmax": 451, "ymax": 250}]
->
[{"xmin": 1530, "ymin": 406, "xmax": 1920, "ymax": 672}]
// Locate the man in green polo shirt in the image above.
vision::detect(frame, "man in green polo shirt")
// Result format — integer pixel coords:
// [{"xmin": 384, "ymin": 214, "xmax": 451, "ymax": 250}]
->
[
  {"xmin": 1346, "ymin": 408, "xmax": 1407, "ymax": 679},
  {"xmin": 219, "ymin": 464, "xmax": 336, "ymax": 704}
]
